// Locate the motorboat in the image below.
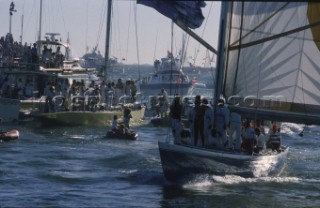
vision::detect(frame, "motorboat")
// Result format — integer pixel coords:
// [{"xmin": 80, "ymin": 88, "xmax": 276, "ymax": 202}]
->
[
  {"xmin": 106, "ymin": 128, "xmax": 138, "ymax": 140},
  {"xmin": 0, "ymin": 129, "xmax": 19, "ymax": 141},
  {"xmin": 139, "ymin": 57, "xmax": 192, "ymax": 96}
]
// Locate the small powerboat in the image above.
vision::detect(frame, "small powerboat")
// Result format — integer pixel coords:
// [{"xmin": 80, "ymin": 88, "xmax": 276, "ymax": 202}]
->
[
  {"xmin": 106, "ymin": 129, "xmax": 138, "ymax": 140},
  {"xmin": 0, "ymin": 129, "xmax": 19, "ymax": 141}
]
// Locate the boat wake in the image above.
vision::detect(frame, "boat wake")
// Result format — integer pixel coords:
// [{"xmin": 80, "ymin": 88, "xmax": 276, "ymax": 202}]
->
[
  {"xmin": 281, "ymin": 123, "xmax": 304, "ymax": 135},
  {"xmin": 182, "ymin": 174, "xmax": 306, "ymax": 189},
  {"xmin": 211, "ymin": 175, "xmax": 301, "ymax": 184}
]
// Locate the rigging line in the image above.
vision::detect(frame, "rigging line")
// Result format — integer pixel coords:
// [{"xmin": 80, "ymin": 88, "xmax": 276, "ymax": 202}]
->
[
  {"xmin": 34, "ymin": 0, "xmax": 39, "ymax": 41},
  {"xmin": 114, "ymin": 0, "xmax": 122, "ymax": 60},
  {"xmin": 194, "ymin": 1, "xmax": 214, "ymax": 63},
  {"xmin": 208, "ymin": 51, "xmax": 216, "ymax": 100},
  {"xmin": 95, "ymin": 1, "xmax": 107, "ymax": 51},
  {"xmin": 170, "ymin": 21, "xmax": 174, "ymax": 97},
  {"xmin": 133, "ymin": 2, "xmax": 141, "ymax": 79},
  {"xmin": 254, "ymin": 3, "xmax": 264, "ymax": 125},
  {"xmin": 222, "ymin": 2, "xmax": 233, "ymax": 96},
  {"xmin": 153, "ymin": 31, "xmax": 158, "ymax": 61},
  {"xmin": 230, "ymin": 2, "xmax": 290, "ymax": 47},
  {"xmin": 231, "ymin": 26, "xmax": 317, "ymax": 42},
  {"xmin": 297, "ymin": 15, "xmax": 308, "ymax": 125},
  {"xmin": 125, "ymin": 1, "xmax": 132, "ymax": 61},
  {"xmin": 49, "ymin": 1, "xmax": 54, "ymax": 33},
  {"xmin": 24, "ymin": 0, "xmax": 35, "ymax": 40},
  {"xmin": 58, "ymin": 0, "xmax": 67, "ymax": 37},
  {"xmin": 85, "ymin": 0, "xmax": 88, "ymax": 52},
  {"xmin": 235, "ymin": 2, "xmax": 246, "ymax": 95},
  {"xmin": 229, "ymin": 21, "xmax": 320, "ymax": 51}
]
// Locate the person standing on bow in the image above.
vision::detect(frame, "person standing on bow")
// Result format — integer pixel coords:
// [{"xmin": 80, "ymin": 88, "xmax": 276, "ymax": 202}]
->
[
  {"xmin": 193, "ymin": 95, "xmax": 206, "ymax": 147},
  {"xmin": 202, "ymin": 98, "xmax": 214, "ymax": 146}
]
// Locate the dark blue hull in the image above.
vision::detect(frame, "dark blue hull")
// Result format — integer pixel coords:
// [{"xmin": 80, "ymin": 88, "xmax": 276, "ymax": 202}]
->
[{"xmin": 158, "ymin": 141, "xmax": 288, "ymax": 181}]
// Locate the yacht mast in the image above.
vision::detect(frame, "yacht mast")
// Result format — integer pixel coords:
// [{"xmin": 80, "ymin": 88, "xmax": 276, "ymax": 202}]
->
[
  {"xmin": 104, "ymin": 0, "xmax": 112, "ymax": 81},
  {"xmin": 20, "ymin": 14, "xmax": 24, "ymax": 44},
  {"xmin": 214, "ymin": 1, "xmax": 230, "ymax": 105},
  {"xmin": 38, "ymin": 0, "xmax": 43, "ymax": 55}
]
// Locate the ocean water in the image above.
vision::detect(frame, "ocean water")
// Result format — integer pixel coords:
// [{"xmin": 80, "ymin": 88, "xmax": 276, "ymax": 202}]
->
[{"xmin": 1, "ymin": 121, "xmax": 320, "ymax": 208}]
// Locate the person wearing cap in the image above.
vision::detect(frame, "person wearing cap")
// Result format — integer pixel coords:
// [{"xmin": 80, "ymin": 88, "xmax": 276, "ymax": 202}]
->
[
  {"xmin": 202, "ymin": 98, "xmax": 213, "ymax": 146},
  {"xmin": 123, "ymin": 107, "xmax": 132, "ymax": 129},
  {"xmin": 215, "ymin": 98, "xmax": 230, "ymax": 148},
  {"xmin": 31, "ymin": 43, "xmax": 38, "ymax": 70},
  {"xmin": 193, "ymin": 95, "xmax": 206, "ymax": 146}
]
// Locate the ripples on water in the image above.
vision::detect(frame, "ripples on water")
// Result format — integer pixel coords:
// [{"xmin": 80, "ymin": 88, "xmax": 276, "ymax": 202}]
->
[{"xmin": 0, "ymin": 122, "xmax": 319, "ymax": 207}]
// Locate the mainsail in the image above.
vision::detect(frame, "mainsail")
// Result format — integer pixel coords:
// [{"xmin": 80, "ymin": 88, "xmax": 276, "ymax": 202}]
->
[{"xmin": 223, "ymin": 2, "xmax": 320, "ymax": 125}]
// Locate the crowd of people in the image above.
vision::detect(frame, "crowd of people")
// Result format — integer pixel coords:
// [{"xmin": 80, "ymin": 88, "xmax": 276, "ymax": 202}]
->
[
  {"xmin": 0, "ymin": 33, "xmax": 39, "ymax": 69},
  {"xmin": 43, "ymin": 78, "xmax": 138, "ymax": 113},
  {"xmin": 0, "ymin": 74, "xmax": 138, "ymax": 115},
  {"xmin": 0, "ymin": 32, "xmax": 68, "ymax": 71},
  {"xmin": 168, "ymin": 94, "xmax": 282, "ymax": 153}
]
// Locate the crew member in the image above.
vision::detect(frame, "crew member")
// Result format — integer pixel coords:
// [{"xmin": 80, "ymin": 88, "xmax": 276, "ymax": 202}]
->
[{"xmin": 215, "ymin": 98, "xmax": 229, "ymax": 148}]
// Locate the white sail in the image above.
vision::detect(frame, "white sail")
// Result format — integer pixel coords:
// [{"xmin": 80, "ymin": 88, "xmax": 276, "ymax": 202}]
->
[{"xmin": 224, "ymin": 2, "xmax": 320, "ymax": 124}]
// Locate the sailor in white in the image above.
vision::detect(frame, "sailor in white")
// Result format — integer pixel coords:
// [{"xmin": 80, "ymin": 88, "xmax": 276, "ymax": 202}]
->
[
  {"xmin": 229, "ymin": 111, "xmax": 241, "ymax": 150},
  {"xmin": 215, "ymin": 99, "xmax": 230, "ymax": 148}
]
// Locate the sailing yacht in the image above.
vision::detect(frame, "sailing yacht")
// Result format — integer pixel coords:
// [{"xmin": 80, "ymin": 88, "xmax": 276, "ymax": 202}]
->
[{"xmin": 155, "ymin": 1, "xmax": 320, "ymax": 181}]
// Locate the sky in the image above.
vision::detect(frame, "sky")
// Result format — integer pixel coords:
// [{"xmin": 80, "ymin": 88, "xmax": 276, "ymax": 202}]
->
[{"xmin": 0, "ymin": 0, "xmax": 221, "ymax": 65}]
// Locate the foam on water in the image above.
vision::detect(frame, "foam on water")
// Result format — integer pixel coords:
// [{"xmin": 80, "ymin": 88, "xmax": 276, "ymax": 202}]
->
[
  {"xmin": 181, "ymin": 174, "xmax": 303, "ymax": 189},
  {"xmin": 182, "ymin": 176, "xmax": 213, "ymax": 190},
  {"xmin": 119, "ymin": 169, "xmax": 138, "ymax": 174},
  {"xmin": 212, "ymin": 175, "xmax": 302, "ymax": 184},
  {"xmin": 280, "ymin": 123, "xmax": 305, "ymax": 136}
]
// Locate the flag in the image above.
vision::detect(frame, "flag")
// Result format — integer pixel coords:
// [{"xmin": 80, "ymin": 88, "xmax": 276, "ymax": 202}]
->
[{"xmin": 137, "ymin": 0, "xmax": 206, "ymax": 29}]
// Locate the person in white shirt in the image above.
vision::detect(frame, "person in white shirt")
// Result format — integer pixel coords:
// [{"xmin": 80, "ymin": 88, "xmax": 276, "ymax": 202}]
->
[
  {"xmin": 215, "ymin": 99, "xmax": 230, "ymax": 148},
  {"xmin": 229, "ymin": 111, "xmax": 242, "ymax": 150}
]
